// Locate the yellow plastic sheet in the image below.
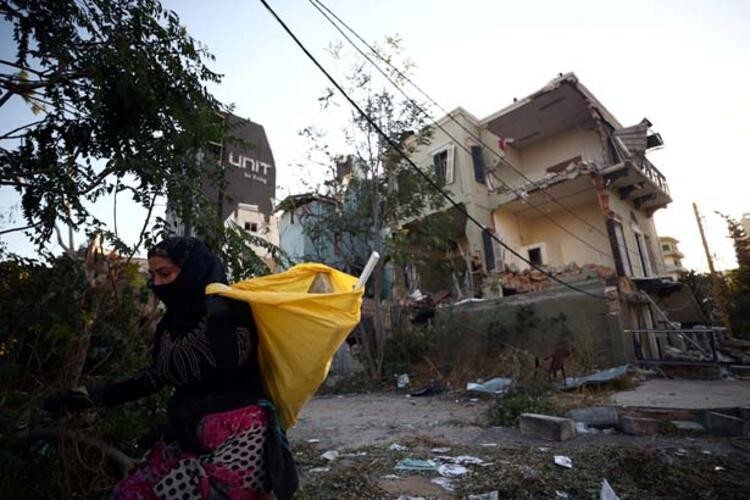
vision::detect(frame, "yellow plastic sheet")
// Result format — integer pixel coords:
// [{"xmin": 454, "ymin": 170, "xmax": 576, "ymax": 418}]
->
[{"xmin": 205, "ymin": 263, "xmax": 363, "ymax": 429}]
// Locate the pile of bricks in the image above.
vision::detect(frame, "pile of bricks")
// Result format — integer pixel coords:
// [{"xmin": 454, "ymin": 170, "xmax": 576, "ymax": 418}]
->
[{"xmin": 496, "ymin": 263, "xmax": 616, "ymax": 294}]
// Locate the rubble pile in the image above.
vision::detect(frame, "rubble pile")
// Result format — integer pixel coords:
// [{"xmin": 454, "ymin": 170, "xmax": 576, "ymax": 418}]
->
[{"xmin": 498, "ymin": 263, "xmax": 616, "ymax": 294}]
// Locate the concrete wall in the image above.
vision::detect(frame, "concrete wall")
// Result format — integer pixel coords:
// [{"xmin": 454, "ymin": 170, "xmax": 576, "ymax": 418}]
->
[{"xmin": 436, "ymin": 279, "xmax": 629, "ymax": 369}]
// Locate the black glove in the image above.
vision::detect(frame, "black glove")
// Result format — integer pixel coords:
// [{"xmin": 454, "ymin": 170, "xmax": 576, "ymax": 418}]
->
[{"xmin": 42, "ymin": 389, "xmax": 95, "ymax": 415}]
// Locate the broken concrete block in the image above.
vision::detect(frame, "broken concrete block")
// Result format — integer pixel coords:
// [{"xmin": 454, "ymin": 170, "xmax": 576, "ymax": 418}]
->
[
  {"xmin": 702, "ymin": 411, "xmax": 747, "ymax": 437},
  {"xmin": 671, "ymin": 420, "xmax": 706, "ymax": 433},
  {"xmin": 620, "ymin": 416, "xmax": 662, "ymax": 436},
  {"xmin": 519, "ymin": 413, "xmax": 576, "ymax": 441},
  {"xmin": 565, "ymin": 406, "xmax": 618, "ymax": 427}
]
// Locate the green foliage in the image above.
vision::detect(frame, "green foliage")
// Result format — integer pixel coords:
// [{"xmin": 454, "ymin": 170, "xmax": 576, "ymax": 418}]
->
[
  {"xmin": 0, "ymin": 252, "xmax": 167, "ymax": 498},
  {"xmin": 1, "ymin": 0, "xmax": 224, "ymax": 253},
  {"xmin": 382, "ymin": 328, "xmax": 431, "ymax": 377},
  {"xmin": 486, "ymin": 384, "xmax": 559, "ymax": 426},
  {"xmin": 717, "ymin": 213, "xmax": 750, "ymax": 338}
]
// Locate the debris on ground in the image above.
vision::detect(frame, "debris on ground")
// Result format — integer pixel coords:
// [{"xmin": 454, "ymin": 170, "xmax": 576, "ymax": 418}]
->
[
  {"xmin": 389, "ymin": 443, "xmax": 408, "ymax": 451},
  {"xmin": 561, "ymin": 364, "xmax": 629, "ymax": 390},
  {"xmin": 554, "ymin": 455, "xmax": 573, "ymax": 468},
  {"xmin": 466, "ymin": 377, "xmax": 513, "ymax": 395},
  {"xmin": 600, "ymin": 478, "xmax": 619, "ymax": 500},
  {"xmin": 519, "ymin": 413, "xmax": 577, "ymax": 441},
  {"xmin": 394, "ymin": 458, "xmax": 438, "ymax": 472},
  {"xmin": 396, "ymin": 374, "xmax": 410, "ymax": 389},
  {"xmin": 566, "ymin": 406, "xmax": 619, "ymax": 428},
  {"xmin": 467, "ymin": 491, "xmax": 499, "ymax": 500},
  {"xmin": 431, "ymin": 447, "xmax": 451, "ymax": 453},
  {"xmin": 437, "ymin": 463, "xmax": 470, "ymax": 477},
  {"xmin": 308, "ymin": 466, "xmax": 331, "ymax": 473},
  {"xmin": 430, "ymin": 477, "xmax": 455, "ymax": 492},
  {"xmin": 410, "ymin": 382, "xmax": 445, "ymax": 397},
  {"xmin": 320, "ymin": 450, "xmax": 339, "ymax": 461}
]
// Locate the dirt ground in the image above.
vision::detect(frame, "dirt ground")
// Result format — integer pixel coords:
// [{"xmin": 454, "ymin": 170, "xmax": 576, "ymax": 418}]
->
[
  {"xmin": 610, "ymin": 378, "xmax": 750, "ymax": 409},
  {"xmin": 288, "ymin": 391, "xmax": 750, "ymax": 499}
]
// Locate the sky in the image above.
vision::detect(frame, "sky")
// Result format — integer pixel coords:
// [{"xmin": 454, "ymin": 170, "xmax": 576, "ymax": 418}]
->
[{"xmin": 1, "ymin": 0, "xmax": 749, "ymax": 270}]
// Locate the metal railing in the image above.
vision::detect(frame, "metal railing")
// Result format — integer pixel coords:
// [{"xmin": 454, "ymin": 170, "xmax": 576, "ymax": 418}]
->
[{"xmin": 625, "ymin": 327, "xmax": 743, "ymax": 365}]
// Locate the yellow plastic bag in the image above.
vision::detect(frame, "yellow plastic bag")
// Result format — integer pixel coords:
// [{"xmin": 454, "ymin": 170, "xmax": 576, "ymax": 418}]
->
[{"xmin": 205, "ymin": 263, "xmax": 363, "ymax": 429}]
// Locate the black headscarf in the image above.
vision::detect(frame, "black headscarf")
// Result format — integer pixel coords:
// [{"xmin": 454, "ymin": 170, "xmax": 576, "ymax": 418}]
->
[{"xmin": 148, "ymin": 237, "xmax": 228, "ymax": 331}]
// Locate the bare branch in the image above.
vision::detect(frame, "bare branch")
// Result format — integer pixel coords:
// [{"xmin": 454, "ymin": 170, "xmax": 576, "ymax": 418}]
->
[
  {"xmin": 0, "ymin": 221, "xmax": 41, "ymax": 236},
  {"xmin": 126, "ymin": 191, "xmax": 158, "ymax": 265},
  {"xmin": 0, "ymin": 118, "xmax": 46, "ymax": 140}
]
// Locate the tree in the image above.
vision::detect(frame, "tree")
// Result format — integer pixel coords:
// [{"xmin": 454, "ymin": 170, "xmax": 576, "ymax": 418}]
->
[
  {"xmin": 0, "ymin": 0, "xmax": 223, "ymax": 256},
  {"xmin": 297, "ymin": 38, "xmax": 452, "ymax": 377},
  {"xmin": 718, "ymin": 213, "xmax": 750, "ymax": 338}
]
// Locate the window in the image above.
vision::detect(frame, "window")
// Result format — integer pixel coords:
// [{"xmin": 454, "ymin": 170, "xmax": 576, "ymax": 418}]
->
[
  {"xmin": 470, "ymin": 145, "xmax": 486, "ymax": 184},
  {"xmin": 432, "ymin": 145, "xmax": 455, "ymax": 184},
  {"xmin": 244, "ymin": 222, "xmax": 258, "ymax": 232},
  {"xmin": 613, "ymin": 221, "xmax": 632, "ymax": 276},
  {"xmin": 528, "ymin": 247, "xmax": 543, "ymax": 267},
  {"xmin": 482, "ymin": 229, "xmax": 495, "ymax": 271},
  {"xmin": 661, "ymin": 244, "xmax": 670, "ymax": 252}
]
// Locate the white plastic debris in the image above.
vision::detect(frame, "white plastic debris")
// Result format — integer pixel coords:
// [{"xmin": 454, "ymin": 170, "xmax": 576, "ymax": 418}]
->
[
  {"xmin": 468, "ymin": 492, "xmax": 499, "ymax": 500},
  {"xmin": 437, "ymin": 455, "xmax": 486, "ymax": 465},
  {"xmin": 431, "ymin": 447, "xmax": 451, "ymax": 454},
  {"xmin": 555, "ymin": 491, "xmax": 570, "ymax": 499},
  {"xmin": 431, "ymin": 477, "xmax": 455, "ymax": 492},
  {"xmin": 538, "ymin": 447, "xmax": 550, "ymax": 452},
  {"xmin": 381, "ymin": 474, "xmax": 400, "ymax": 480},
  {"xmin": 396, "ymin": 373, "xmax": 410, "ymax": 389},
  {"xmin": 554, "ymin": 455, "xmax": 573, "ymax": 468},
  {"xmin": 320, "ymin": 450, "xmax": 339, "ymax": 461},
  {"xmin": 714, "ymin": 466, "xmax": 725, "ymax": 472},
  {"xmin": 600, "ymin": 479, "xmax": 619, "ymax": 500},
  {"xmin": 388, "ymin": 443, "xmax": 407, "ymax": 451},
  {"xmin": 437, "ymin": 463, "xmax": 469, "ymax": 477},
  {"xmin": 309, "ymin": 467, "xmax": 330, "ymax": 473},
  {"xmin": 479, "ymin": 442, "xmax": 498, "ymax": 447},
  {"xmin": 576, "ymin": 422, "xmax": 599, "ymax": 434},
  {"xmin": 466, "ymin": 377, "xmax": 513, "ymax": 395},
  {"xmin": 307, "ymin": 438, "xmax": 320, "ymax": 444}
]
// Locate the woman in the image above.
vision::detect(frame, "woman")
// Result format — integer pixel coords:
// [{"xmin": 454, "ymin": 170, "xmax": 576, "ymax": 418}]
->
[{"xmin": 45, "ymin": 237, "xmax": 297, "ymax": 499}]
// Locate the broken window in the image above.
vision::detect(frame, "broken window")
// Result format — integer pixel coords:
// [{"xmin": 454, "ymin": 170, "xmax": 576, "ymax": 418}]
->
[
  {"xmin": 482, "ymin": 229, "xmax": 495, "ymax": 271},
  {"xmin": 661, "ymin": 244, "xmax": 670, "ymax": 252},
  {"xmin": 613, "ymin": 221, "xmax": 632, "ymax": 276},
  {"xmin": 527, "ymin": 247, "xmax": 543, "ymax": 267},
  {"xmin": 634, "ymin": 231, "xmax": 653, "ymax": 277},
  {"xmin": 470, "ymin": 145, "xmax": 486, "ymax": 184},
  {"xmin": 432, "ymin": 145, "xmax": 455, "ymax": 184}
]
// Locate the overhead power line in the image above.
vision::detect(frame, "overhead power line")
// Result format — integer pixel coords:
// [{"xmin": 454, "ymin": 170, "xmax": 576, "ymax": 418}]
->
[
  {"xmin": 259, "ymin": 0, "xmax": 605, "ymax": 299},
  {"xmin": 308, "ymin": 0, "xmax": 649, "ymax": 265},
  {"xmin": 307, "ymin": 0, "xmax": 616, "ymax": 262}
]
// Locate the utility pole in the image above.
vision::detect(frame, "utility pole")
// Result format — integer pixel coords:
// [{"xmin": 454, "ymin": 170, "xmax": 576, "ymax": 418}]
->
[{"xmin": 693, "ymin": 202, "xmax": 733, "ymax": 335}]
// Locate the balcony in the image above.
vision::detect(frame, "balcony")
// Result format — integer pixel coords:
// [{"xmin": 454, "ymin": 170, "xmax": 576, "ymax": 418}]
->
[{"xmin": 602, "ymin": 157, "xmax": 671, "ymax": 212}]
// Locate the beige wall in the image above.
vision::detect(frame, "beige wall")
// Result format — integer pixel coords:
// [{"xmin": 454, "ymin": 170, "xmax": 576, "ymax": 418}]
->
[
  {"xmin": 228, "ymin": 204, "xmax": 280, "ymax": 261},
  {"xmin": 493, "ymin": 200, "xmax": 612, "ymax": 271}
]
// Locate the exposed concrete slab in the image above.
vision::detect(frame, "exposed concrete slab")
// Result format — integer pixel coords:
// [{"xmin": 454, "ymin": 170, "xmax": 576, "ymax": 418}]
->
[
  {"xmin": 620, "ymin": 416, "xmax": 662, "ymax": 436},
  {"xmin": 702, "ymin": 412, "xmax": 748, "ymax": 437},
  {"xmin": 671, "ymin": 420, "xmax": 706, "ymax": 433},
  {"xmin": 611, "ymin": 379, "xmax": 750, "ymax": 409},
  {"xmin": 566, "ymin": 406, "xmax": 619, "ymax": 427},
  {"xmin": 519, "ymin": 413, "xmax": 576, "ymax": 441}
]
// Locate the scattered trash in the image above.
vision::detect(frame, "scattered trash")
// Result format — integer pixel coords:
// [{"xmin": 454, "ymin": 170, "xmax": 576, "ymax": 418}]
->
[
  {"xmin": 431, "ymin": 447, "xmax": 451, "ymax": 454},
  {"xmin": 466, "ymin": 377, "xmax": 513, "ymax": 395},
  {"xmin": 560, "ymin": 364, "xmax": 629, "ymax": 390},
  {"xmin": 469, "ymin": 398, "xmax": 479, "ymax": 402},
  {"xmin": 320, "ymin": 450, "xmax": 339, "ymax": 462},
  {"xmin": 675, "ymin": 448, "xmax": 688, "ymax": 457},
  {"xmin": 380, "ymin": 474, "xmax": 400, "ymax": 480},
  {"xmin": 396, "ymin": 373, "xmax": 410, "ymax": 389},
  {"xmin": 538, "ymin": 447, "xmax": 550, "ymax": 452},
  {"xmin": 437, "ymin": 463, "xmax": 469, "ymax": 477},
  {"xmin": 431, "ymin": 477, "xmax": 455, "ymax": 492},
  {"xmin": 554, "ymin": 455, "xmax": 573, "ymax": 468},
  {"xmin": 341, "ymin": 451, "xmax": 368, "ymax": 457},
  {"xmin": 435, "ymin": 455, "xmax": 487, "ymax": 466},
  {"xmin": 389, "ymin": 443, "xmax": 408, "ymax": 452},
  {"xmin": 555, "ymin": 491, "xmax": 570, "ymax": 499},
  {"xmin": 396, "ymin": 496, "xmax": 426, "ymax": 500},
  {"xmin": 714, "ymin": 466, "xmax": 725, "ymax": 472},
  {"xmin": 394, "ymin": 458, "xmax": 438, "ymax": 472},
  {"xmin": 308, "ymin": 467, "xmax": 330, "ymax": 473},
  {"xmin": 479, "ymin": 442, "xmax": 498, "ymax": 447},
  {"xmin": 576, "ymin": 421, "xmax": 600, "ymax": 434},
  {"xmin": 601, "ymin": 427, "xmax": 616, "ymax": 435},
  {"xmin": 600, "ymin": 479, "xmax": 619, "ymax": 500},
  {"xmin": 701, "ymin": 450, "xmax": 712, "ymax": 455},
  {"xmin": 410, "ymin": 382, "xmax": 445, "ymax": 397},
  {"xmin": 307, "ymin": 438, "xmax": 320, "ymax": 444},
  {"xmin": 468, "ymin": 492, "xmax": 499, "ymax": 500}
]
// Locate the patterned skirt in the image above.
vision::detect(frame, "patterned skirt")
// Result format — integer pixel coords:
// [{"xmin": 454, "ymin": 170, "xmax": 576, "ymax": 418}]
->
[{"xmin": 113, "ymin": 405, "xmax": 269, "ymax": 499}]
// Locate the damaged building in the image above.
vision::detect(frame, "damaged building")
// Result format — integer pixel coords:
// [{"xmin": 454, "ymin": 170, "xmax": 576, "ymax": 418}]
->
[{"xmin": 402, "ymin": 73, "xmax": 715, "ymax": 367}]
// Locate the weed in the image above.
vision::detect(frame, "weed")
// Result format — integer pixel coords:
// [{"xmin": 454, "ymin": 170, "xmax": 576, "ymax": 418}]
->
[{"xmin": 487, "ymin": 383, "xmax": 559, "ymax": 426}]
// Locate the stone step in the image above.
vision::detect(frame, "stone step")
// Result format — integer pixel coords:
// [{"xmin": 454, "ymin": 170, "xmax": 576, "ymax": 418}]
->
[{"xmin": 518, "ymin": 413, "xmax": 576, "ymax": 441}]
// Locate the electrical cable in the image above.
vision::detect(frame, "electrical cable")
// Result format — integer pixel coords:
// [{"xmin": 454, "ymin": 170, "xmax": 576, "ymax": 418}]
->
[
  {"xmin": 259, "ymin": 0, "xmax": 606, "ymax": 299},
  {"xmin": 309, "ymin": 0, "xmax": 652, "ymax": 265}
]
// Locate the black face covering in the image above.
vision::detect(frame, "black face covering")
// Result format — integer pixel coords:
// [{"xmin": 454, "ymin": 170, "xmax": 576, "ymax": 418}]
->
[{"xmin": 147, "ymin": 237, "xmax": 228, "ymax": 330}]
